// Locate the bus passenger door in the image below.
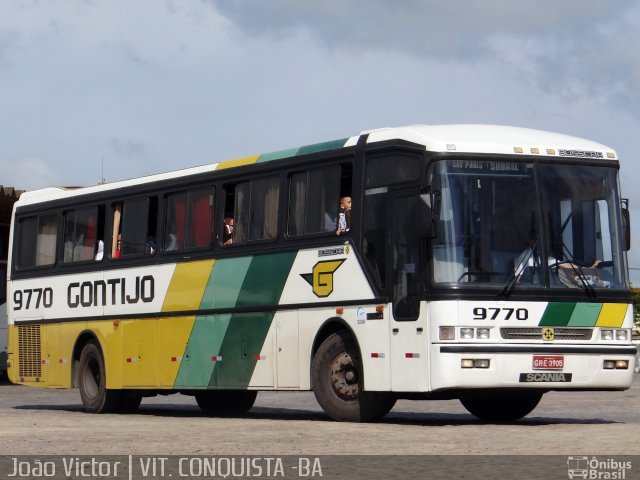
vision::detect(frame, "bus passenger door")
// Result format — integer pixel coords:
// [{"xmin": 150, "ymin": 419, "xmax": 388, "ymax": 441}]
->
[{"xmin": 388, "ymin": 191, "xmax": 428, "ymax": 392}]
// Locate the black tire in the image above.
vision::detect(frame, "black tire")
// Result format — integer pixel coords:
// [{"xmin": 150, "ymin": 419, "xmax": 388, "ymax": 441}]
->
[
  {"xmin": 78, "ymin": 341, "xmax": 121, "ymax": 413},
  {"xmin": 195, "ymin": 390, "xmax": 257, "ymax": 416},
  {"xmin": 312, "ymin": 331, "xmax": 396, "ymax": 422},
  {"xmin": 117, "ymin": 390, "xmax": 142, "ymax": 413},
  {"xmin": 460, "ymin": 391, "xmax": 543, "ymax": 421}
]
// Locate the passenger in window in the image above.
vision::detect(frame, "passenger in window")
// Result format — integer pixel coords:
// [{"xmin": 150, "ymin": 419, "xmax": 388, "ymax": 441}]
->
[
  {"xmin": 145, "ymin": 236, "xmax": 156, "ymax": 255},
  {"xmin": 336, "ymin": 196, "xmax": 351, "ymax": 236},
  {"xmin": 223, "ymin": 217, "xmax": 234, "ymax": 245},
  {"xmin": 95, "ymin": 240, "xmax": 104, "ymax": 261}
]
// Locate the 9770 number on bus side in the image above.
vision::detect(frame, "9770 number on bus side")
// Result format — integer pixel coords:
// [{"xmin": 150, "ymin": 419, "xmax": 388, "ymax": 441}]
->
[
  {"xmin": 13, "ymin": 288, "xmax": 54, "ymax": 310},
  {"xmin": 473, "ymin": 307, "xmax": 528, "ymax": 321}
]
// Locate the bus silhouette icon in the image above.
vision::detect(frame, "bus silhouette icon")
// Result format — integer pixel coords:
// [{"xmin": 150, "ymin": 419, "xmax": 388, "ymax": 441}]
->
[{"xmin": 567, "ymin": 457, "xmax": 589, "ymax": 479}]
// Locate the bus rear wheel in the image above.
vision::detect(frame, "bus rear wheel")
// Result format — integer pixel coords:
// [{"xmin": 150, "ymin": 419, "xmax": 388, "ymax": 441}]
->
[
  {"xmin": 78, "ymin": 341, "xmax": 121, "ymax": 413},
  {"xmin": 195, "ymin": 390, "xmax": 257, "ymax": 416},
  {"xmin": 460, "ymin": 391, "xmax": 543, "ymax": 421},
  {"xmin": 312, "ymin": 331, "xmax": 395, "ymax": 422}
]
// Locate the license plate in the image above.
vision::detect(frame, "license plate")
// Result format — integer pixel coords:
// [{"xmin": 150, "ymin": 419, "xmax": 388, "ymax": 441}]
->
[{"xmin": 532, "ymin": 355, "xmax": 564, "ymax": 370}]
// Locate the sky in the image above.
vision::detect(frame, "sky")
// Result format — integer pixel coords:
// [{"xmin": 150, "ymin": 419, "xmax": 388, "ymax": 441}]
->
[{"xmin": 1, "ymin": 0, "xmax": 639, "ymax": 283}]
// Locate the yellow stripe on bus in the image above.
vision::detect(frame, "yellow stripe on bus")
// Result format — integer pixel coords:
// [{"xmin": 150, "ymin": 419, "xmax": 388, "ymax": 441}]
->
[
  {"xmin": 162, "ymin": 259, "xmax": 215, "ymax": 312},
  {"xmin": 215, "ymin": 154, "xmax": 260, "ymax": 170},
  {"xmin": 154, "ymin": 259, "xmax": 215, "ymax": 387},
  {"xmin": 595, "ymin": 303, "xmax": 628, "ymax": 328}
]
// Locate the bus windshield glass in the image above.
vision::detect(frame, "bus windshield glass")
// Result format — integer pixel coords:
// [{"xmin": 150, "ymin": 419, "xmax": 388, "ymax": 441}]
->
[{"xmin": 430, "ymin": 160, "xmax": 628, "ymax": 292}]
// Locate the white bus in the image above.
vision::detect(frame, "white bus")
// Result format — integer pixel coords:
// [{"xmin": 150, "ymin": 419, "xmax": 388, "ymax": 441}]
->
[{"xmin": 6, "ymin": 125, "xmax": 636, "ymax": 421}]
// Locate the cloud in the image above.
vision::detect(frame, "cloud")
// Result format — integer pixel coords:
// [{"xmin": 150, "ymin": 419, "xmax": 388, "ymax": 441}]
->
[
  {"xmin": 212, "ymin": 1, "xmax": 620, "ymax": 55},
  {"xmin": 212, "ymin": 1, "xmax": 640, "ymax": 117},
  {"xmin": 109, "ymin": 137, "xmax": 147, "ymax": 158},
  {"xmin": 0, "ymin": 158, "xmax": 60, "ymax": 190}
]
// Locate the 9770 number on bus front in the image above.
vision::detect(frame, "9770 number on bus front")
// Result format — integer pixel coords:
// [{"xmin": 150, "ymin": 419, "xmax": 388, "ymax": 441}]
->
[{"xmin": 473, "ymin": 307, "xmax": 528, "ymax": 321}]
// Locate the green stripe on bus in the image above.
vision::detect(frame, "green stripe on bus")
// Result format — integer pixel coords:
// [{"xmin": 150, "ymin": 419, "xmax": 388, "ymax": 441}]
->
[
  {"xmin": 209, "ymin": 251, "xmax": 297, "ymax": 387},
  {"xmin": 257, "ymin": 148, "xmax": 300, "ymax": 163},
  {"xmin": 235, "ymin": 251, "xmax": 297, "ymax": 307},
  {"xmin": 173, "ymin": 257, "xmax": 253, "ymax": 388},
  {"xmin": 257, "ymin": 138, "xmax": 348, "ymax": 163},
  {"xmin": 200, "ymin": 256, "xmax": 253, "ymax": 309},
  {"xmin": 209, "ymin": 312, "xmax": 274, "ymax": 387},
  {"xmin": 296, "ymin": 138, "xmax": 349, "ymax": 156},
  {"xmin": 539, "ymin": 302, "xmax": 576, "ymax": 326},
  {"xmin": 567, "ymin": 303, "xmax": 603, "ymax": 327},
  {"xmin": 174, "ymin": 314, "xmax": 232, "ymax": 388}
]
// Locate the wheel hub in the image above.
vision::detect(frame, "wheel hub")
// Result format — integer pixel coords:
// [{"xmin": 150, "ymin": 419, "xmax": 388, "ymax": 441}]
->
[{"xmin": 330, "ymin": 352, "xmax": 360, "ymax": 398}]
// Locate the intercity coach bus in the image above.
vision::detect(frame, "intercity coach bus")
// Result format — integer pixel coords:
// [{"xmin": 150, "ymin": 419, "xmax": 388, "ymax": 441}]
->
[{"xmin": 6, "ymin": 125, "xmax": 636, "ymax": 421}]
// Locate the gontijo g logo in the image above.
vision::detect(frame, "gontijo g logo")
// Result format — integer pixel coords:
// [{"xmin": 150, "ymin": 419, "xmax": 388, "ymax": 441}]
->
[{"xmin": 301, "ymin": 260, "xmax": 345, "ymax": 298}]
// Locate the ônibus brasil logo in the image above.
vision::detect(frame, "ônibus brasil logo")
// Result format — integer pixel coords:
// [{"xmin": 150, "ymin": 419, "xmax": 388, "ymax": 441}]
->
[{"xmin": 567, "ymin": 456, "xmax": 632, "ymax": 479}]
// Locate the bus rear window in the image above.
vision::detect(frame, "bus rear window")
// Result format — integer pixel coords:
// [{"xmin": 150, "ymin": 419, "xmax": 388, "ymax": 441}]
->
[{"xmin": 16, "ymin": 214, "xmax": 58, "ymax": 269}]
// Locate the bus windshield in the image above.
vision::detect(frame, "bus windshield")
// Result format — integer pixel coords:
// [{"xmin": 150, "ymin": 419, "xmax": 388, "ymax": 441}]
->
[{"xmin": 430, "ymin": 160, "xmax": 628, "ymax": 292}]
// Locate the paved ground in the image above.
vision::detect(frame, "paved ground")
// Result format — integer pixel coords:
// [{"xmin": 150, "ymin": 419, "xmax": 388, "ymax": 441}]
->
[{"xmin": 1, "ymin": 375, "xmax": 639, "ymax": 456}]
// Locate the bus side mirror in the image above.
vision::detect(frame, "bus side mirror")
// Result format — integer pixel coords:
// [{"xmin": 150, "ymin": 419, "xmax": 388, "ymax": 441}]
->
[
  {"xmin": 621, "ymin": 200, "xmax": 631, "ymax": 252},
  {"xmin": 419, "ymin": 192, "xmax": 440, "ymax": 239}
]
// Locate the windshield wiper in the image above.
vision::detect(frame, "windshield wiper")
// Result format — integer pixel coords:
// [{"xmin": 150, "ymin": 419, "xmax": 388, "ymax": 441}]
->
[{"xmin": 497, "ymin": 240, "xmax": 536, "ymax": 298}]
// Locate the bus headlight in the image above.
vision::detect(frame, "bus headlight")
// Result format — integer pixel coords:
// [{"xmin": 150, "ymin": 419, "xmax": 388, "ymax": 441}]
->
[
  {"xmin": 460, "ymin": 328, "xmax": 474, "ymax": 340},
  {"xmin": 615, "ymin": 330, "xmax": 628, "ymax": 341},
  {"xmin": 476, "ymin": 328, "xmax": 491, "ymax": 340},
  {"xmin": 601, "ymin": 330, "xmax": 614, "ymax": 341}
]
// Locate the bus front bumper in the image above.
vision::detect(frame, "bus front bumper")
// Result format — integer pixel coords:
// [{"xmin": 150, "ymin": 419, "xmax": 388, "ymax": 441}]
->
[{"xmin": 429, "ymin": 344, "xmax": 637, "ymax": 391}]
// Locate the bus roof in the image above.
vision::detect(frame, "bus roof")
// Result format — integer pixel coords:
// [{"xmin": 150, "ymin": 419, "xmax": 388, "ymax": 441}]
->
[
  {"xmin": 354, "ymin": 124, "xmax": 617, "ymax": 158},
  {"xmin": 16, "ymin": 124, "xmax": 617, "ymax": 207}
]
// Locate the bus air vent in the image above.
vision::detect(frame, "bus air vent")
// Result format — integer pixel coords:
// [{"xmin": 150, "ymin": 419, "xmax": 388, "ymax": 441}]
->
[
  {"xmin": 500, "ymin": 327, "xmax": 593, "ymax": 341},
  {"xmin": 18, "ymin": 324, "xmax": 42, "ymax": 379}
]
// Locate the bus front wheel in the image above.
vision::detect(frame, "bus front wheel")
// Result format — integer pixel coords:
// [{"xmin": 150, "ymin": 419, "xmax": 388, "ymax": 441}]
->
[
  {"xmin": 195, "ymin": 390, "xmax": 257, "ymax": 416},
  {"xmin": 78, "ymin": 341, "xmax": 122, "ymax": 413},
  {"xmin": 460, "ymin": 391, "xmax": 543, "ymax": 421},
  {"xmin": 312, "ymin": 331, "xmax": 395, "ymax": 422}
]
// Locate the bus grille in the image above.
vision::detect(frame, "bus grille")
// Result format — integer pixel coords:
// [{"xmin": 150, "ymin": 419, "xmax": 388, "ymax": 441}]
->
[
  {"xmin": 18, "ymin": 324, "xmax": 42, "ymax": 379},
  {"xmin": 500, "ymin": 327, "xmax": 593, "ymax": 341}
]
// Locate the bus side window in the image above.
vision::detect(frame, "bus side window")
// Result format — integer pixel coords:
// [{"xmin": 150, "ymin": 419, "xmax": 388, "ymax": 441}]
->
[
  {"xmin": 112, "ymin": 197, "xmax": 158, "ymax": 258},
  {"xmin": 15, "ymin": 214, "xmax": 58, "ymax": 269},
  {"xmin": 62, "ymin": 206, "xmax": 105, "ymax": 263},
  {"xmin": 225, "ymin": 177, "xmax": 279, "ymax": 244},
  {"xmin": 288, "ymin": 165, "xmax": 342, "ymax": 236},
  {"xmin": 164, "ymin": 188, "xmax": 215, "ymax": 251}
]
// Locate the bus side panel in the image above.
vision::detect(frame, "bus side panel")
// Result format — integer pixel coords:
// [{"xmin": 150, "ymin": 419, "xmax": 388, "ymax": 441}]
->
[
  {"xmin": 121, "ymin": 319, "xmax": 158, "ymax": 387},
  {"xmin": 174, "ymin": 252, "xmax": 295, "ymax": 390},
  {"xmin": 156, "ymin": 316, "xmax": 198, "ymax": 387},
  {"xmin": 273, "ymin": 310, "xmax": 299, "ymax": 388},
  {"xmin": 278, "ymin": 245, "xmax": 392, "ymax": 392},
  {"xmin": 44, "ymin": 322, "xmax": 66, "ymax": 386}
]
